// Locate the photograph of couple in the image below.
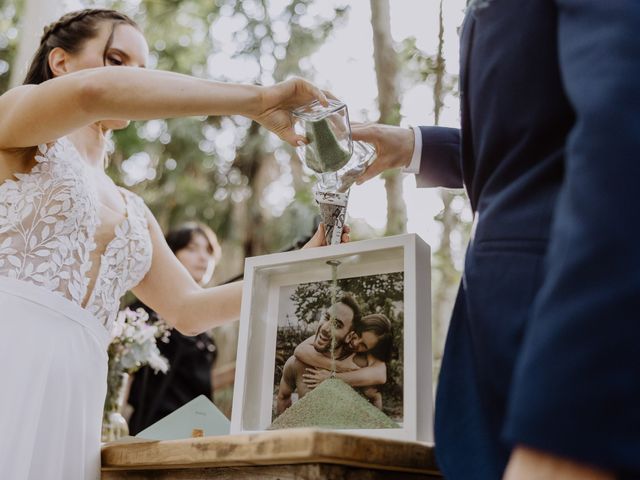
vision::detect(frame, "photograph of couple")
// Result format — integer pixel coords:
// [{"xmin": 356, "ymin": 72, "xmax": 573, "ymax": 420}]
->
[{"xmin": 272, "ymin": 272, "xmax": 404, "ymax": 429}]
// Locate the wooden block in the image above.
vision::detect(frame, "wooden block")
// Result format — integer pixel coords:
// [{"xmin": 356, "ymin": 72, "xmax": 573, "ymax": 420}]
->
[{"xmin": 101, "ymin": 428, "xmax": 440, "ymax": 477}]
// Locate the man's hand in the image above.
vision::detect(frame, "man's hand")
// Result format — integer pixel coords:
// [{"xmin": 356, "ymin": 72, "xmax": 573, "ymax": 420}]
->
[
  {"xmin": 302, "ymin": 223, "xmax": 351, "ymax": 248},
  {"xmin": 351, "ymin": 123, "xmax": 415, "ymax": 184},
  {"xmin": 503, "ymin": 446, "xmax": 614, "ymax": 480},
  {"xmin": 252, "ymin": 77, "xmax": 329, "ymax": 146}
]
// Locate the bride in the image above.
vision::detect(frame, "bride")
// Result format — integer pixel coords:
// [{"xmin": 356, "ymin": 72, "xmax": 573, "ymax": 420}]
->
[{"xmin": 0, "ymin": 8, "xmax": 345, "ymax": 480}]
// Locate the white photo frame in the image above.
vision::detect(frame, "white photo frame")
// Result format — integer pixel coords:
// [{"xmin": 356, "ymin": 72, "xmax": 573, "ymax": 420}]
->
[{"xmin": 230, "ymin": 233, "xmax": 432, "ymax": 443}]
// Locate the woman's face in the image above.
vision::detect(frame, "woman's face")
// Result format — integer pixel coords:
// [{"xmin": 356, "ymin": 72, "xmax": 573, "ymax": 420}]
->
[
  {"xmin": 61, "ymin": 22, "xmax": 149, "ymax": 130},
  {"xmin": 349, "ymin": 330, "xmax": 381, "ymax": 353},
  {"xmin": 175, "ymin": 233, "xmax": 215, "ymax": 285}
]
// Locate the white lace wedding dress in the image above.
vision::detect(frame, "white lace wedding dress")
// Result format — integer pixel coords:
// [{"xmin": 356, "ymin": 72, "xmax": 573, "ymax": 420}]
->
[{"xmin": 0, "ymin": 137, "xmax": 153, "ymax": 480}]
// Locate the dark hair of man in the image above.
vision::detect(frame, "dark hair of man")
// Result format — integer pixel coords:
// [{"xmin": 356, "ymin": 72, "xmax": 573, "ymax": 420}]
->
[
  {"xmin": 338, "ymin": 294, "xmax": 362, "ymax": 329},
  {"xmin": 23, "ymin": 8, "xmax": 139, "ymax": 85},
  {"xmin": 165, "ymin": 222, "xmax": 222, "ymax": 262},
  {"xmin": 356, "ymin": 313, "xmax": 393, "ymax": 363}
]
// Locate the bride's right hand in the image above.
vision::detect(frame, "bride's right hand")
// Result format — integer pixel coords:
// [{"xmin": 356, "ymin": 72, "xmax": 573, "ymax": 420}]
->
[{"xmin": 251, "ymin": 77, "xmax": 329, "ymax": 146}]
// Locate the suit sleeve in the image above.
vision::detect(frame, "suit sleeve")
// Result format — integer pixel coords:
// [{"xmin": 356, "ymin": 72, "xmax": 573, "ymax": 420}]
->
[
  {"xmin": 503, "ymin": 0, "xmax": 640, "ymax": 473},
  {"xmin": 415, "ymin": 126, "xmax": 463, "ymax": 189}
]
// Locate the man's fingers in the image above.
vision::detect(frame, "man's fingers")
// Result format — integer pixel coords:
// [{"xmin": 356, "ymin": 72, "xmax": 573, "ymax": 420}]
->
[
  {"xmin": 351, "ymin": 123, "xmax": 378, "ymax": 143},
  {"xmin": 356, "ymin": 161, "xmax": 385, "ymax": 184}
]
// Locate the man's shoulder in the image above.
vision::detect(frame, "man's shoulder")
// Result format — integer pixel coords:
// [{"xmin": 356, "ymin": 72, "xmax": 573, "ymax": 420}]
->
[{"xmin": 284, "ymin": 354, "xmax": 306, "ymax": 370}]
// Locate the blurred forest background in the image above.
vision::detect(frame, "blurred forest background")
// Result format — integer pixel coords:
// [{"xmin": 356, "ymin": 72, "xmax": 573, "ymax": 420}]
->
[
  {"xmin": 274, "ymin": 273, "xmax": 404, "ymax": 421},
  {"xmin": 0, "ymin": 0, "xmax": 472, "ymax": 416}
]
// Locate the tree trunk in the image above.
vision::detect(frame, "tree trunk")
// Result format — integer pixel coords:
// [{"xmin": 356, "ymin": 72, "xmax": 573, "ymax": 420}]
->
[
  {"xmin": 370, "ymin": 0, "xmax": 407, "ymax": 236},
  {"xmin": 431, "ymin": 0, "xmax": 470, "ymax": 370},
  {"xmin": 10, "ymin": 0, "xmax": 61, "ymax": 87},
  {"xmin": 432, "ymin": 0, "xmax": 453, "ymax": 367}
]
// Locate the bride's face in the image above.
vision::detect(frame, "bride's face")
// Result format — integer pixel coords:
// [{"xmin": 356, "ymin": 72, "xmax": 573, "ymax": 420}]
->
[{"xmin": 61, "ymin": 22, "xmax": 149, "ymax": 131}]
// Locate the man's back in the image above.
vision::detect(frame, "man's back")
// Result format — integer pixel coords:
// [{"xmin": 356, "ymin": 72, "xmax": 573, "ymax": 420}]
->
[{"xmin": 428, "ymin": 1, "xmax": 640, "ymax": 478}]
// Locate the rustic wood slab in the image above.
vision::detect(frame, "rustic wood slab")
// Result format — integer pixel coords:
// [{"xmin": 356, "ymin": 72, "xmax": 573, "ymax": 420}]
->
[
  {"xmin": 101, "ymin": 428, "xmax": 441, "ymax": 479},
  {"xmin": 101, "ymin": 464, "xmax": 442, "ymax": 479}
]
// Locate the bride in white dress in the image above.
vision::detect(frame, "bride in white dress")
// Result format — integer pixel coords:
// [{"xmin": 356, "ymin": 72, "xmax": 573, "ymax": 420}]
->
[{"xmin": 0, "ymin": 9, "xmax": 343, "ymax": 480}]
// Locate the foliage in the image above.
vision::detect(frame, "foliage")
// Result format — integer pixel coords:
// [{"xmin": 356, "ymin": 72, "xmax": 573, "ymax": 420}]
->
[
  {"xmin": 0, "ymin": 0, "xmax": 20, "ymax": 93},
  {"xmin": 93, "ymin": 0, "xmax": 351, "ymax": 268}
]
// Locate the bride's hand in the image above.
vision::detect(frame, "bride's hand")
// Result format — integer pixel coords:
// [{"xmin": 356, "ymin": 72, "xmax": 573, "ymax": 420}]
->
[
  {"xmin": 303, "ymin": 224, "xmax": 351, "ymax": 249},
  {"xmin": 252, "ymin": 77, "xmax": 330, "ymax": 146}
]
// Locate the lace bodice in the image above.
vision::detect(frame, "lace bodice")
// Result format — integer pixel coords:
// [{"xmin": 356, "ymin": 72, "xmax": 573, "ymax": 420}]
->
[{"xmin": 0, "ymin": 138, "xmax": 152, "ymax": 333}]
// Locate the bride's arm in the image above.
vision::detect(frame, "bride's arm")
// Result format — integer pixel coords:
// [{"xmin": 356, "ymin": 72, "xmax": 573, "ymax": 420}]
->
[
  {"xmin": 302, "ymin": 359, "xmax": 387, "ymax": 388},
  {"xmin": 132, "ymin": 207, "xmax": 331, "ymax": 335},
  {"xmin": 0, "ymin": 68, "xmax": 327, "ymax": 149}
]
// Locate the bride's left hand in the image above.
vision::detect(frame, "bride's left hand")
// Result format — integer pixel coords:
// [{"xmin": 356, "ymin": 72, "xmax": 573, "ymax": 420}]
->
[
  {"xmin": 303, "ymin": 223, "xmax": 350, "ymax": 249},
  {"xmin": 252, "ymin": 77, "xmax": 330, "ymax": 146}
]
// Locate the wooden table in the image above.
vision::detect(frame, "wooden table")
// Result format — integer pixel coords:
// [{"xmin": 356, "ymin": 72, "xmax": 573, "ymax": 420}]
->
[{"xmin": 101, "ymin": 428, "xmax": 442, "ymax": 479}]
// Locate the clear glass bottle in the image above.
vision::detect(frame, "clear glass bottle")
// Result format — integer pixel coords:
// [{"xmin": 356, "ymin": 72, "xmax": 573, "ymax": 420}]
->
[
  {"xmin": 292, "ymin": 99, "xmax": 375, "ymax": 192},
  {"xmin": 292, "ymin": 99, "xmax": 353, "ymax": 176}
]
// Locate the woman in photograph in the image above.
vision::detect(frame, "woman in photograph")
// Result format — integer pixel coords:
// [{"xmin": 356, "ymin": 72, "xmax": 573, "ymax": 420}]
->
[
  {"xmin": 0, "ymin": 8, "xmax": 342, "ymax": 479},
  {"xmin": 295, "ymin": 313, "xmax": 393, "ymax": 409}
]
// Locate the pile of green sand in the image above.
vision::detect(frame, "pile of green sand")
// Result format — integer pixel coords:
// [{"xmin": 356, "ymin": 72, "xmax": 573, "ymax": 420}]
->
[
  {"xmin": 305, "ymin": 118, "xmax": 352, "ymax": 173},
  {"xmin": 269, "ymin": 378, "xmax": 399, "ymax": 430}
]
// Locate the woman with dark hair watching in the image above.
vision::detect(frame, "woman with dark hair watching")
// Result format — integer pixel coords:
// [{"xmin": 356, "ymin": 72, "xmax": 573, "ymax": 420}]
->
[
  {"xmin": 127, "ymin": 223, "xmax": 221, "ymax": 435},
  {"xmin": 0, "ymin": 8, "xmax": 342, "ymax": 479}
]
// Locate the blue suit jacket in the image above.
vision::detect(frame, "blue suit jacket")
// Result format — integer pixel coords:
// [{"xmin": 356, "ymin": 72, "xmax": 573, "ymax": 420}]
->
[{"xmin": 419, "ymin": 1, "xmax": 640, "ymax": 478}]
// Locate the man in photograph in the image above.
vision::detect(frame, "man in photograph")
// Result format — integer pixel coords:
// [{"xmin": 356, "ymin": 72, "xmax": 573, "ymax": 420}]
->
[{"xmin": 275, "ymin": 295, "xmax": 361, "ymax": 415}]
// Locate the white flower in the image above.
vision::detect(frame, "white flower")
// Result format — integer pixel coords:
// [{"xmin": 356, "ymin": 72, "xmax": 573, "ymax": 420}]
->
[
  {"xmin": 107, "ymin": 307, "xmax": 170, "ymax": 376},
  {"xmin": 147, "ymin": 348, "xmax": 169, "ymax": 374}
]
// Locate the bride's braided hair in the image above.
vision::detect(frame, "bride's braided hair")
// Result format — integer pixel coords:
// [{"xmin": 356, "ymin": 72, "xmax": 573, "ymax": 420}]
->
[{"xmin": 24, "ymin": 9, "xmax": 139, "ymax": 85}]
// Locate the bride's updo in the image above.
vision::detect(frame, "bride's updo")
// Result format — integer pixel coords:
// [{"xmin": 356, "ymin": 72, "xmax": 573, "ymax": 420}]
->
[{"xmin": 23, "ymin": 8, "xmax": 139, "ymax": 85}]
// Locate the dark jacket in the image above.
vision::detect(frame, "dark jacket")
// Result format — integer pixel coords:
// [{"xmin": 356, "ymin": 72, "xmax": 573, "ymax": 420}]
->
[
  {"xmin": 127, "ymin": 301, "xmax": 217, "ymax": 435},
  {"xmin": 420, "ymin": 1, "xmax": 640, "ymax": 478}
]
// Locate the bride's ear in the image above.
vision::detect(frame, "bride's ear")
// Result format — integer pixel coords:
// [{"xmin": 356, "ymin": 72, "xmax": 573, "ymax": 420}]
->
[
  {"xmin": 48, "ymin": 47, "xmax": 70, "ymax": 77},
  {"xmin": 345, "ymin": 331, "xmax": 357, "ymax": 344}
]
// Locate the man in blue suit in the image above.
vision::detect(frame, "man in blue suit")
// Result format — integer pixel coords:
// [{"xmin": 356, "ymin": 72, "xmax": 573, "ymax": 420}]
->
[{"xmin": 354, "ymin": 1, "xmax": 640, "ymax": 478}]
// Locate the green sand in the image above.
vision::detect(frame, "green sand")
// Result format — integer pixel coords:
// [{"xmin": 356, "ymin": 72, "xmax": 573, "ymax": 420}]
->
[
  {"xmin": 269, "ymin": 378, "xmax": 399, "ymax": 430},
  {"xmin": 305, "ymin": 118, "xmax": 351, "ymax": 173}
]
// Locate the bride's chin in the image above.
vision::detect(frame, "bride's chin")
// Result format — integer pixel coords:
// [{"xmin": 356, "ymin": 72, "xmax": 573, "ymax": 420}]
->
[{"xmin": 101, "ymin": 119, "xmax": 130, "ymax": 130}]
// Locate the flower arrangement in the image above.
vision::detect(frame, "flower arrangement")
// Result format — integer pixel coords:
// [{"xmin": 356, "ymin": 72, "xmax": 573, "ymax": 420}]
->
[
  {"xmin": 108, "ymin": 307, "xmax": 171, "ymax": 375},
  {"xmin": 102, "ymin": 307, "xmax": 171, "ymax": 441}
]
